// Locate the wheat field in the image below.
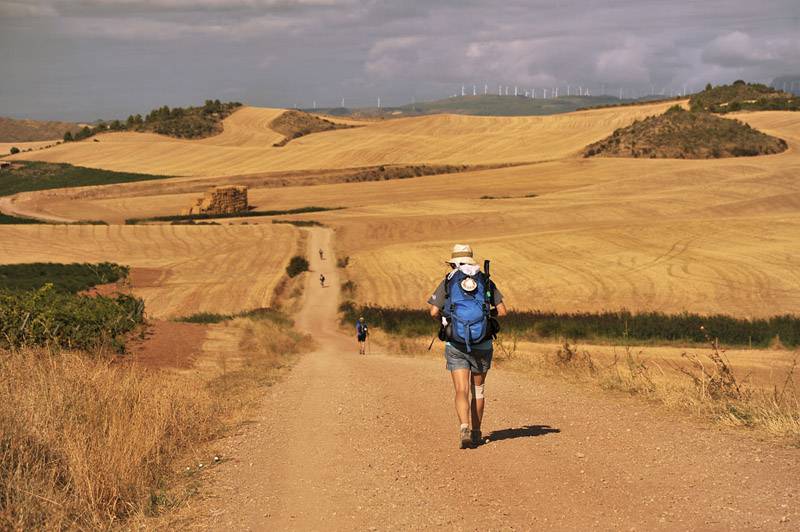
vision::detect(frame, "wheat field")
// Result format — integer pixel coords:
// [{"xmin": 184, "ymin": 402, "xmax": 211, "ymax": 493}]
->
[
  {"xmin": 9, "ymin": 101, "xmax": 678, "ymax": 176},
  {"xmin": 0, "ymin": 224, "xmax": 299, "ymax": 318},
  {"xmin": 3, "ymin": 107, "xmax": 800, "ymax": 318}
]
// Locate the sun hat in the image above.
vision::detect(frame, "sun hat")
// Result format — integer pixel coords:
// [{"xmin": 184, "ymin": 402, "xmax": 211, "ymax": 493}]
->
[{"xmin": 446, "ymin": 243, "xmax": 477, "ymax": 265}]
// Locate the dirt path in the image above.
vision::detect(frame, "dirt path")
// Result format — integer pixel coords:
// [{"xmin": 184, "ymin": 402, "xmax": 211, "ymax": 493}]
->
[{"xmin": 195, "ymin": 227, "xmax": 798, "ymax": 530}]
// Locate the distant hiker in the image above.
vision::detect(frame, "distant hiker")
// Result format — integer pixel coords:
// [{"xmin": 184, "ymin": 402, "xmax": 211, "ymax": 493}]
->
[
  {"xmin": 319, "ymin": 273, "xmax": 326, "ymax": 287},
  {"xmin": 356, "ymin": 316, "xmax": 369, "ymax": 355},
  {"xmin": 319, "ymin": 248, "xmax": 324, "ymax": 260},
  {"xmin": 428, "ymin": 244, "xmax": 507, "ymax": 449}
]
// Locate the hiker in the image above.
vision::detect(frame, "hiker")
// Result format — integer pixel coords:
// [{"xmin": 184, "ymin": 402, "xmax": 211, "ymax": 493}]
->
[
  {"xmin": 428, "ymin": 244, "xmax": 507, "ymax": 449},
  {"xmin": 319, "ymin": 273, "xmax": 326, "ymax": 287},
  {"xmin": 319, "ymin": 248, "xmax": 324, "ymax": 260},
  {"xmin": 356, "ymin": 316, "xmax": 369, "ymax": 355}
]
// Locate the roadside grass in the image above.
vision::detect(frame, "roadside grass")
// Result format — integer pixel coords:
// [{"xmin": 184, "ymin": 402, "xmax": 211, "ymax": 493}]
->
[
  {"xmin": 505, "ymin": 338, "xmax": 800, "ymax": 444},
  {"xmin": 0, "ymin": 310, "xmax": 311, "ymax": 529},
  {"xmin": 0, "ymin": 161, "xmax": 170, "ymax": 197},
  {"xmin": 175, "ymin": 307, "xmax": 292, "ymax": 326}
]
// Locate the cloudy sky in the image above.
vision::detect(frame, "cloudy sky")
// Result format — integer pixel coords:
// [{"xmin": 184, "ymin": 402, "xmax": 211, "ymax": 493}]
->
[{"xmin": 1, "ymin": 0, "xmax": 798, "ymax": 121}]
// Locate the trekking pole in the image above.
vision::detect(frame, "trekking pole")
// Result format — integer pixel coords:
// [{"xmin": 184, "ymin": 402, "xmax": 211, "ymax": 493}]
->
[{"xmin": 427, "ymin": 334, "xmax": 437, "ymax": 351}]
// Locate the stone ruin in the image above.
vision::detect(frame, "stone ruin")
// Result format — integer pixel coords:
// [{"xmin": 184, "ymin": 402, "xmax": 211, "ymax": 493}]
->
[{"xmin": 183, "ymin": 185, "xmax": 248, "ymax": 216}]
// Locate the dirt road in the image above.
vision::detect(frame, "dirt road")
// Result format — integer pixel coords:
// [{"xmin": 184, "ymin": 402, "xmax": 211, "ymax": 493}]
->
[{"xmin": 196, "ymin": 228, "xmax": 798, "ymax": 530}]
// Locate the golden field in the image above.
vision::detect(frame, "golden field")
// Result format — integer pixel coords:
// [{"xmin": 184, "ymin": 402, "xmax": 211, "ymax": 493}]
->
[
  {"xmin": 9, "ymin": 101, "xmax": 678, "ymax": 175},
  {"xmin": 0, "ymin": 224, "xmax": 298, "ymax": 318},
  {"xmin": 2, "ymin": 106, "xmax": 800, "ymax": 318}
]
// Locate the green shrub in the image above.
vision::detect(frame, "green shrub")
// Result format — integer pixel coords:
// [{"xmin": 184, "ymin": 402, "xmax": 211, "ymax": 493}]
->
[
  {"xmin": 9, "ymin": 147, "xmax": 19, "ymax": 155},
  {"xmin": 0, "ymin": 161, "xmax": 169, "ymax": 198},
  {"xmin": 0, "ymin": 262, "xmax": 129, "ymax": 293},
  {"xmin": 286, "ymin": 256, "xmax": 309, "ymax": 278},
  {"xmin": 340, "ymin": 303, "xmax": 800, "ymax": 348},
  {"xmin": 0, "ymin": 285, "xmax": 144, "ymax": 352}
]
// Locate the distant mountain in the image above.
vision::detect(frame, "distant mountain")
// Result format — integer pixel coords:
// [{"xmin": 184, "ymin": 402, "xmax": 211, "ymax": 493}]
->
[
  {"xmin": 307, "ymin": 94, "xmax": 673, "ymax": 118},
  {"xmin": 771, "ymin": 75, "xmax": 800, "ymax": 96},
  {"xmin": 0, "ymin": 117, "xmax": 81, "ymax": 142}
]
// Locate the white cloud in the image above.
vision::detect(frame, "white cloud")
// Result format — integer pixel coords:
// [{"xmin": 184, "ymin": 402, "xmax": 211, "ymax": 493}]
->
[
  {"xmin": 595, "ymin": 38, "xmax": 652, "ymax": 84},
  {"xmin": 0, "ymin": 1, "xmax": 57, "ymax": 17}
]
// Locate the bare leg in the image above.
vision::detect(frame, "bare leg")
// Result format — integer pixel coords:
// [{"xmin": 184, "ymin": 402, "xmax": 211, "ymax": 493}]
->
[
  {"xmin": 450, "ymin": 369, "xmax": 471, "ymax": 425},
  {"xmin": 470, "ymin": 372, "xmax": 487, "ymax": 430}
]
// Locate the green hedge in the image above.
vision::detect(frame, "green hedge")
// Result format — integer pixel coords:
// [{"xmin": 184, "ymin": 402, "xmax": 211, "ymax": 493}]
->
[
  {"xmin": 0, "ymin": 262, "xmax": 129, "ymax": 293},
  {"xmin": 340, "ymin": 303, "xmax": 800, "ymax": 348},
  {"xmin": 0, "ymin": 285, "xmax": 145, "ymax": 352}
]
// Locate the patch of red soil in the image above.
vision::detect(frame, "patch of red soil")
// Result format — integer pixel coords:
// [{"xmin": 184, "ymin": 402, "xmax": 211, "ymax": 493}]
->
[
  {"xmin": 127, "ymin": 320, "xmax": 208, "ymax": 369},
  {"xmin": 129, "ymin": 267, "xmax": 168, "ymax": 288},
  {"xmin": 80, "ymin": 267, "xmax": 167, "ymax": 297}
]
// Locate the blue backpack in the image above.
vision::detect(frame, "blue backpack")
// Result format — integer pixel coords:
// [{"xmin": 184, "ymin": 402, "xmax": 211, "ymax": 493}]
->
[{"xmin": 443, "ymin": 270, "xmax": 492, "ymax": 352}]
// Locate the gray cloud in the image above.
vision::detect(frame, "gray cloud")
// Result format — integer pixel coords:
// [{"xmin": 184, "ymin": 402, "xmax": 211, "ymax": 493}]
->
[{"xmin": 1, "ymin": 0, "xmax": 798, "ymax": 120}]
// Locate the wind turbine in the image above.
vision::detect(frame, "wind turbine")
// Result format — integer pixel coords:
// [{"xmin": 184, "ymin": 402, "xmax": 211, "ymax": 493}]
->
[
  {"xmin": 473, "ymin": 85, "xmax": 477, "ymax": 96},
  {"xmin": 543, "ymin": 88, "xmax": 548, "ymax": 99}
]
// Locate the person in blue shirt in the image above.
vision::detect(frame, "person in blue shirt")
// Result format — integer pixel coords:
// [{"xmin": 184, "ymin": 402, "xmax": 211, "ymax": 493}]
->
[
  {"xmin": 356, "ymin": 317, "xmax": 369, "ymax": 355},
  {"xmin": 428, "ymin": 244, "xmax": 507, "ymax": 449}
]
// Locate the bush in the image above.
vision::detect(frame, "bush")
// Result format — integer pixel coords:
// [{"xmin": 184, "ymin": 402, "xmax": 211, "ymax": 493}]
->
[
  {"xmin": 9, "ymin": 147, "xmax": 19, "ymax": 155},
  {"xmin": 0, "ymin": 262, "xmax": 129, "ymax": 293},
  {"xmin": 286, "ymin": 256, "xmax": 309, "ymax": 278},
  {"xmin": 0, "ymin": 285, "xmax": 145, "ymax": 352}
]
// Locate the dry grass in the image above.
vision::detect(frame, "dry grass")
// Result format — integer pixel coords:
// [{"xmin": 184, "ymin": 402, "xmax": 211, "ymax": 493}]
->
[
  {"xmin": 0, "ymin": 317, "xmax": 311, "ymax": 530},
  {"xmin": 496, "ymin": 336, "xmax": 800, "ymax": 444}
]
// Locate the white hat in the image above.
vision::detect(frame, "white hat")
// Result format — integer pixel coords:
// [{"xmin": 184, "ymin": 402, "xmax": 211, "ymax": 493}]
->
[{"xmin": 446, "ymin": 243, "xmax": 477, "ymax": 265}]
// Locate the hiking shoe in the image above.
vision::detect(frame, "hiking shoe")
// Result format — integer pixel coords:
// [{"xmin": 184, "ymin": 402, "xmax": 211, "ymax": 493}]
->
[
  {"xmin": 459, "ymin": 427, "xmax": 472, "ymax": 449},
  {"xmin": 471, "ymin": 429, "xmax": 483, "ymax": 447}
]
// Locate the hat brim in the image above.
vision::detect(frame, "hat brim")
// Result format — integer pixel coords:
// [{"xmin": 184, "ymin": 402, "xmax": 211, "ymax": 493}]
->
[{"xmin": 446, "ymin": 257, "xmax": 477, "ymax": 265}]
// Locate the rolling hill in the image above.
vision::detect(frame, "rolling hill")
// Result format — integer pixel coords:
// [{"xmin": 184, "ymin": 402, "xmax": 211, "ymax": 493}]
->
[
  {"xmin": 584, "ymin": 105, "xmax": 788, "ymax": 158},
  {"xmin": 0, "ymin": 116, "xmax": 80, "ymax": 142},
  {"xmin": 7, "ymin": 101, "xmax": 678, "ymax": 176}
]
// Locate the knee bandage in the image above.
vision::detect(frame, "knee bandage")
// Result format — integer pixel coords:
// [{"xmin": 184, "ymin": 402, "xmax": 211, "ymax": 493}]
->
[{"xmin": 472, "ymin": 383, "xmax": 485, "ymax": 399}]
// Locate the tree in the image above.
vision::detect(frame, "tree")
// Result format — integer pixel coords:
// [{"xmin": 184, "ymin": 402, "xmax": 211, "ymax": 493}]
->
[
  {"xmin": 705, "ymin": 83, "xmax": 713, "ymax": 91},
  {"xmin": 9, "ymin": 146, "xmax": 19, "ymax": 154},
  {"xmin": 63, "ymin": 131, "xmax": 74, "ymax": 142}
]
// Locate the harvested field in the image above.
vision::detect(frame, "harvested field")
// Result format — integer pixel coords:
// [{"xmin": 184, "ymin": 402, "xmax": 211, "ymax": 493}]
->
[
  {"xmin": 9, "ymin": 101, "xmax": 678, "ymax": 175},
  {"xmin": 0, "ymin": 140, "xmax": 59, "ymax": 156},
  {"xmin": 0, "ymin": 224, "xmax": 298, "ymax": 318},
  {"xmin": 4, "ymin": 109, "xmax": 800, "ymax": 318}
]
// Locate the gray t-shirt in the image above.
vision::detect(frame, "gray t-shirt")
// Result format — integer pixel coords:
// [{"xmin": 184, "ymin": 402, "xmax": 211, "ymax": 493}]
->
[{"xmin": 427, "ymin": 277, "xmax": 504, "ymax": 309}]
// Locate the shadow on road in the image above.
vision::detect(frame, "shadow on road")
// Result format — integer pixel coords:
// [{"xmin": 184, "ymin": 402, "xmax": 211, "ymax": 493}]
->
[{"xmin": 488, "ymin": 425, "xmax": 561, "ymax": 442}]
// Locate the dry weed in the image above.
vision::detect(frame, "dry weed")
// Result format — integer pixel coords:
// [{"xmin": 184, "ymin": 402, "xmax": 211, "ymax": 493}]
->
[{"xmin": 0, "ymin": 316, "xmax": 312, "ymax": 529}]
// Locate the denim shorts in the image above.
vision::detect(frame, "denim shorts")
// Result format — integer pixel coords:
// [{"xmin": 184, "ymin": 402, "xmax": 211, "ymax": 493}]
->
[{"xmin": 444, "ymin": 342, "xmax": 492, "ymax": 373}]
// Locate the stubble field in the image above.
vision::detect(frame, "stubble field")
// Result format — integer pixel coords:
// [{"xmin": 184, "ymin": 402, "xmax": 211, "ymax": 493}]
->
[{"xmin": 2, "ymin": 106, "xmax": 799, "ymax": 319}]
